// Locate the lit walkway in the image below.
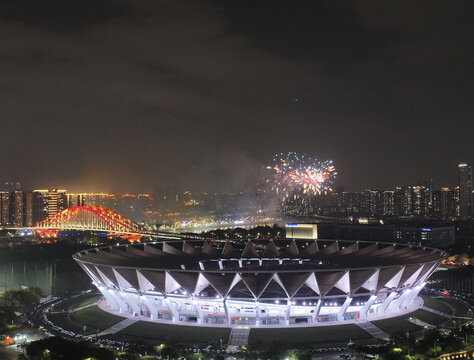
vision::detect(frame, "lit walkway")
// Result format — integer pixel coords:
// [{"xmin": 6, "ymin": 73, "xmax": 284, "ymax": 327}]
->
[
  {"xmin": 69, "ymin": 303, "xmax": 97, "ymax": 313},
  {"xmin": 420, "ymin": 306, "xmax": 452, "ymax": 319},
  {"xmin": 228, "ymin": 327, "xmax": 250, "ymax": 348},
  {"xmin": 407, "ymin": 317, "xmax": 435, "ymax": 329},
  {"xmin": 356, "ymin": 321, "xmax": 389, "ymax": 340},
  {"xmin": 97, "ymin": 318, "xmax": 138, "ymax": 336}
]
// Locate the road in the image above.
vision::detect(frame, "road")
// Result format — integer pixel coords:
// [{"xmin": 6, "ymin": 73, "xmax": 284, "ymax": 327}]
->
[{"xmin": 0, "ymin": 347, "xmax": 19, "ymax": 360}]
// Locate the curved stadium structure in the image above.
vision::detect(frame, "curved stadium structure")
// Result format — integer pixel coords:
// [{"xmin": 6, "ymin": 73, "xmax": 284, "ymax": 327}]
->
[{"xmin": 74, "ymin": 239, "xmax": 446, "ymax": 327}]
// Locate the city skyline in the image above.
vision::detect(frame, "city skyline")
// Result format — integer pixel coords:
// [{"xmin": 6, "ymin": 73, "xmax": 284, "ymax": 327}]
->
[
  {"xmin": 0, "ymin": 160, "xmax": 470, "ymax": 194},
  {"xmin": 0, "ymin": 1, "xmax": 473, "ymax": 193},
  {"xmin": 0, "ymin": 162, "xmax": 470, "ymax": 228}
]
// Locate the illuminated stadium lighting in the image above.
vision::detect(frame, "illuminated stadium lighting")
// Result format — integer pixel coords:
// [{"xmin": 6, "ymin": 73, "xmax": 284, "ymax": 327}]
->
[{"xmin": 74, "ymin": 238, "xmax": 446, "ymax": 327}]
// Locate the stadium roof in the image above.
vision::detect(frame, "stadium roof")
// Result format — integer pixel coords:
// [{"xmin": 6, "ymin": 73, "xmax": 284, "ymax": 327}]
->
[
  {"xmin": 74, "ymin": 239, "xmax": 445, "ymax": 300},
  {"xmin": 75, "ymin": 239, "xmax": 444, "ymax": 271}
]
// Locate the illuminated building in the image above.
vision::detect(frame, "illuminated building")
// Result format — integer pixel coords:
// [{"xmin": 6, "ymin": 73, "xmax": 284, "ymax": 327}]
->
[
  {"xmin": 314, "ymin": 221, "xmax": 455, "ymax": 247},
  {"xmin": 65, "ymin": 193, "xmax": 117, "ymax": 215},
  {"xmin": 432, "ymin": 187, "xmax": 459, "ymax": 220},
  {"xmin": 458, "ymin": 163, "xmax": 472, "ymax": 219},
  {"xmin": 47, "ymin": 189, "xmax": 67, "ymax": 217},
  {"xmin": 410, "ymin": 186, "xmax": 430, "ymax": 216},
  {"xmin": 1, "ymin": 181, "xmax": 21, "ymax": 191},
  {"xmin": 66, "ymin": 193, "xmax": 84, "ymax": 207},
  {"xmin": 0, "ymin": 191, "xmax": 10, "ymax": 226},
  {"xmin": 382, "ymin": 191, "xmax": 395, "ymax": 216},
  {"xmin": 12, "ymin": 190, "xmax": 24, "ymax": 226},
  {"xmin": 75, "ymin": 238, "xmax": 445, "ymax": 328},
  {"xmin": 314, "ymin": 186, "xmax": 432, "ymax": 219},
  {"xmin": 21, "ymin": 189, "xmax": 70, "ymax": 225},
  {"xmin": 364, "ymin": 190, "xmax": 382, "ymax": 216},
  {"xmin": 25, "ymin": 192, "xmax": 33, "ymax": 226},
  {"xmin": 81, "ymin": 193, "xmax": 114, "ymax": 207},
  {"xmin": 31, "ymin": 190, "xmax": 49, "ymax": 224},
  {"xmin": 392, "ymin": 186, "xmax": 430, "ymax": 218},
  {"xmin": 285, "ymin": 223, "xmax": 318, "ymax": 239}
]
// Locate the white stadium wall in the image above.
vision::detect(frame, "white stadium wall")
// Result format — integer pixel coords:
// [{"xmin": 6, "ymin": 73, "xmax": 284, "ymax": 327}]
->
[{"xmin": 74, "ymin": 238, "xmax": 445, "ymax": 328}]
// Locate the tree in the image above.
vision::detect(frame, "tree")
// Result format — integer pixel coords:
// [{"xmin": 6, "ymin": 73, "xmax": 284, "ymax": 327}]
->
[
  {"xmin": 157, "ymin": 343, "xmax": 186, "ymax": 360},
  {"xmin": 26, "ymin": 337, "xmax": 114, "ymax": 360},
  {"xmin": 214, "ymin": 353, "xmax": 225, "ymax": 360},
  {"xmin": 289, "ymin": 347, "xmax": 312, "ymax": 360},
  {"xmin": 381, "ymin": 348, "xmax": 406, "ymax": 360},
  {"xmin": 0, "ymin": 288, "xmax": 43, "ymax": 334}
]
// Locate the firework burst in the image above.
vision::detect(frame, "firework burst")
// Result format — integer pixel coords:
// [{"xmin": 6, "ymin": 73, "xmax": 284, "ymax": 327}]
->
[{"xmin": 266, "ymin": 152, "xmax": 337, "ymax": 200}]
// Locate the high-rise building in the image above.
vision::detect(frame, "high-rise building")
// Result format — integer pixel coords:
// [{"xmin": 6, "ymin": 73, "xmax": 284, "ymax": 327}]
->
[
  {"xmin": 11, "ymin": 190, "xmax": 24, "ymax": 226},
  {"xmin": 25, "ymin": 192, "xmax": 33, "ymax": 226},
  {"xmin": 66, "ymin": 193, "xmax": 85, "ymax": 207},
  {"xmin": 31, "ymin": 190, "xmax": 49, "ymax": 223},
  {"xmin": 382, "ymin": 191, "xmax": 395, "ymax": 216},
  {"xmin": 364, "ymin": 190, "xmax": 382, "ymax": 216},
  {"xmin": 47, "ymin": 189, "xmax": 67, "ymax": 217},
  {"xmin": 393, "ymin": 186, "xmax": 430, "ymax": 218},
  {"xmin": 440, "ymin": 187, "xmax": 459, "ymax": 219},
  {"xmin": 0, "ymin": 191, "xmax": 11, "ymax": 226},
  {"xmin": 80, "ymin": 193, "xmax": 115, "ymax": 208},
  {"xmin": 458, "ymin": 163, "xmax": 472, "ymax": 219},
  {"xmin": 411, "ymin": 185, "xmax": 430, "ymax": 217},
  {"xmin": 432, "ymin": 190, "xmax": 441, "ymax": 218},
  {"xmin": 394, "ymin": 187, "xmax": 412, "ymax": 216},
  {"xmin": 417, "ymin": 179, "xmax": 433, "ymax": 208},
  {"xmin": 1, "ymin": 182, "xmax": 21, "ymax": 191}
]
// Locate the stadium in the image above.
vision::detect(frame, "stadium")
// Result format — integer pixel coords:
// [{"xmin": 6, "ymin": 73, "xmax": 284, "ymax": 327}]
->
[{"xmin": 73, "ymin": 238, "xmax": 446, "ymax": 328}]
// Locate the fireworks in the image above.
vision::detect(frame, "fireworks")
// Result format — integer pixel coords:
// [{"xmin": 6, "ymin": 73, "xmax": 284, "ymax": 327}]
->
[{"xmin": 266, "ymin": 152, "xmax": 337, "ymax": 200}]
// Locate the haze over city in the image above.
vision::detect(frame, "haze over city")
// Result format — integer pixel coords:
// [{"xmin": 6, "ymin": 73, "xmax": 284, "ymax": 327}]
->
[{"xmin": 1, "ymin": 1, "xmax": 473, "ymax": 193}]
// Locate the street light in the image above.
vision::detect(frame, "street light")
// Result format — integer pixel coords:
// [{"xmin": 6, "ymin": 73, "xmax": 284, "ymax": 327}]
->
[{"xmin": 433, "ymin": 338, "xmax": 439, "ymax": 355}]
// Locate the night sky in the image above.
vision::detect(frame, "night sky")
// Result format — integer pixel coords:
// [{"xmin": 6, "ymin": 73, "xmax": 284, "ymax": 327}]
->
[{"xmin": 1, "ymin": 0, "xmax": 473, "ymax": 193}]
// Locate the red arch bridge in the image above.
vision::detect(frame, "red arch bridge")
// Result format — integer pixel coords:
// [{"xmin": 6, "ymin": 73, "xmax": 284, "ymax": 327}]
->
[
  {"xmin": 25, "ymin": 206, "xmax": 167, "ymax": 239},
  {"xmin": 5, "ymin": 206, "xmax": 192, "ymax": 240},
  {"xmin": 34, "ymin": 206, "xmax": 147, "ymax": 233}
]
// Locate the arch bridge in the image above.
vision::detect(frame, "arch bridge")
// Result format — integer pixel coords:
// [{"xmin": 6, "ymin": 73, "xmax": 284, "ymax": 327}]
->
[{"xmin": 31, "ymin": 206, "xmax": 151, "ymax": 236}]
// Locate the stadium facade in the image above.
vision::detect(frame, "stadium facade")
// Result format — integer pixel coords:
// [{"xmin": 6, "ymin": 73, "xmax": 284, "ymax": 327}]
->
[{"xmin": 73, "ymin": 239, "xmax": 446, "ymax": 327}]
